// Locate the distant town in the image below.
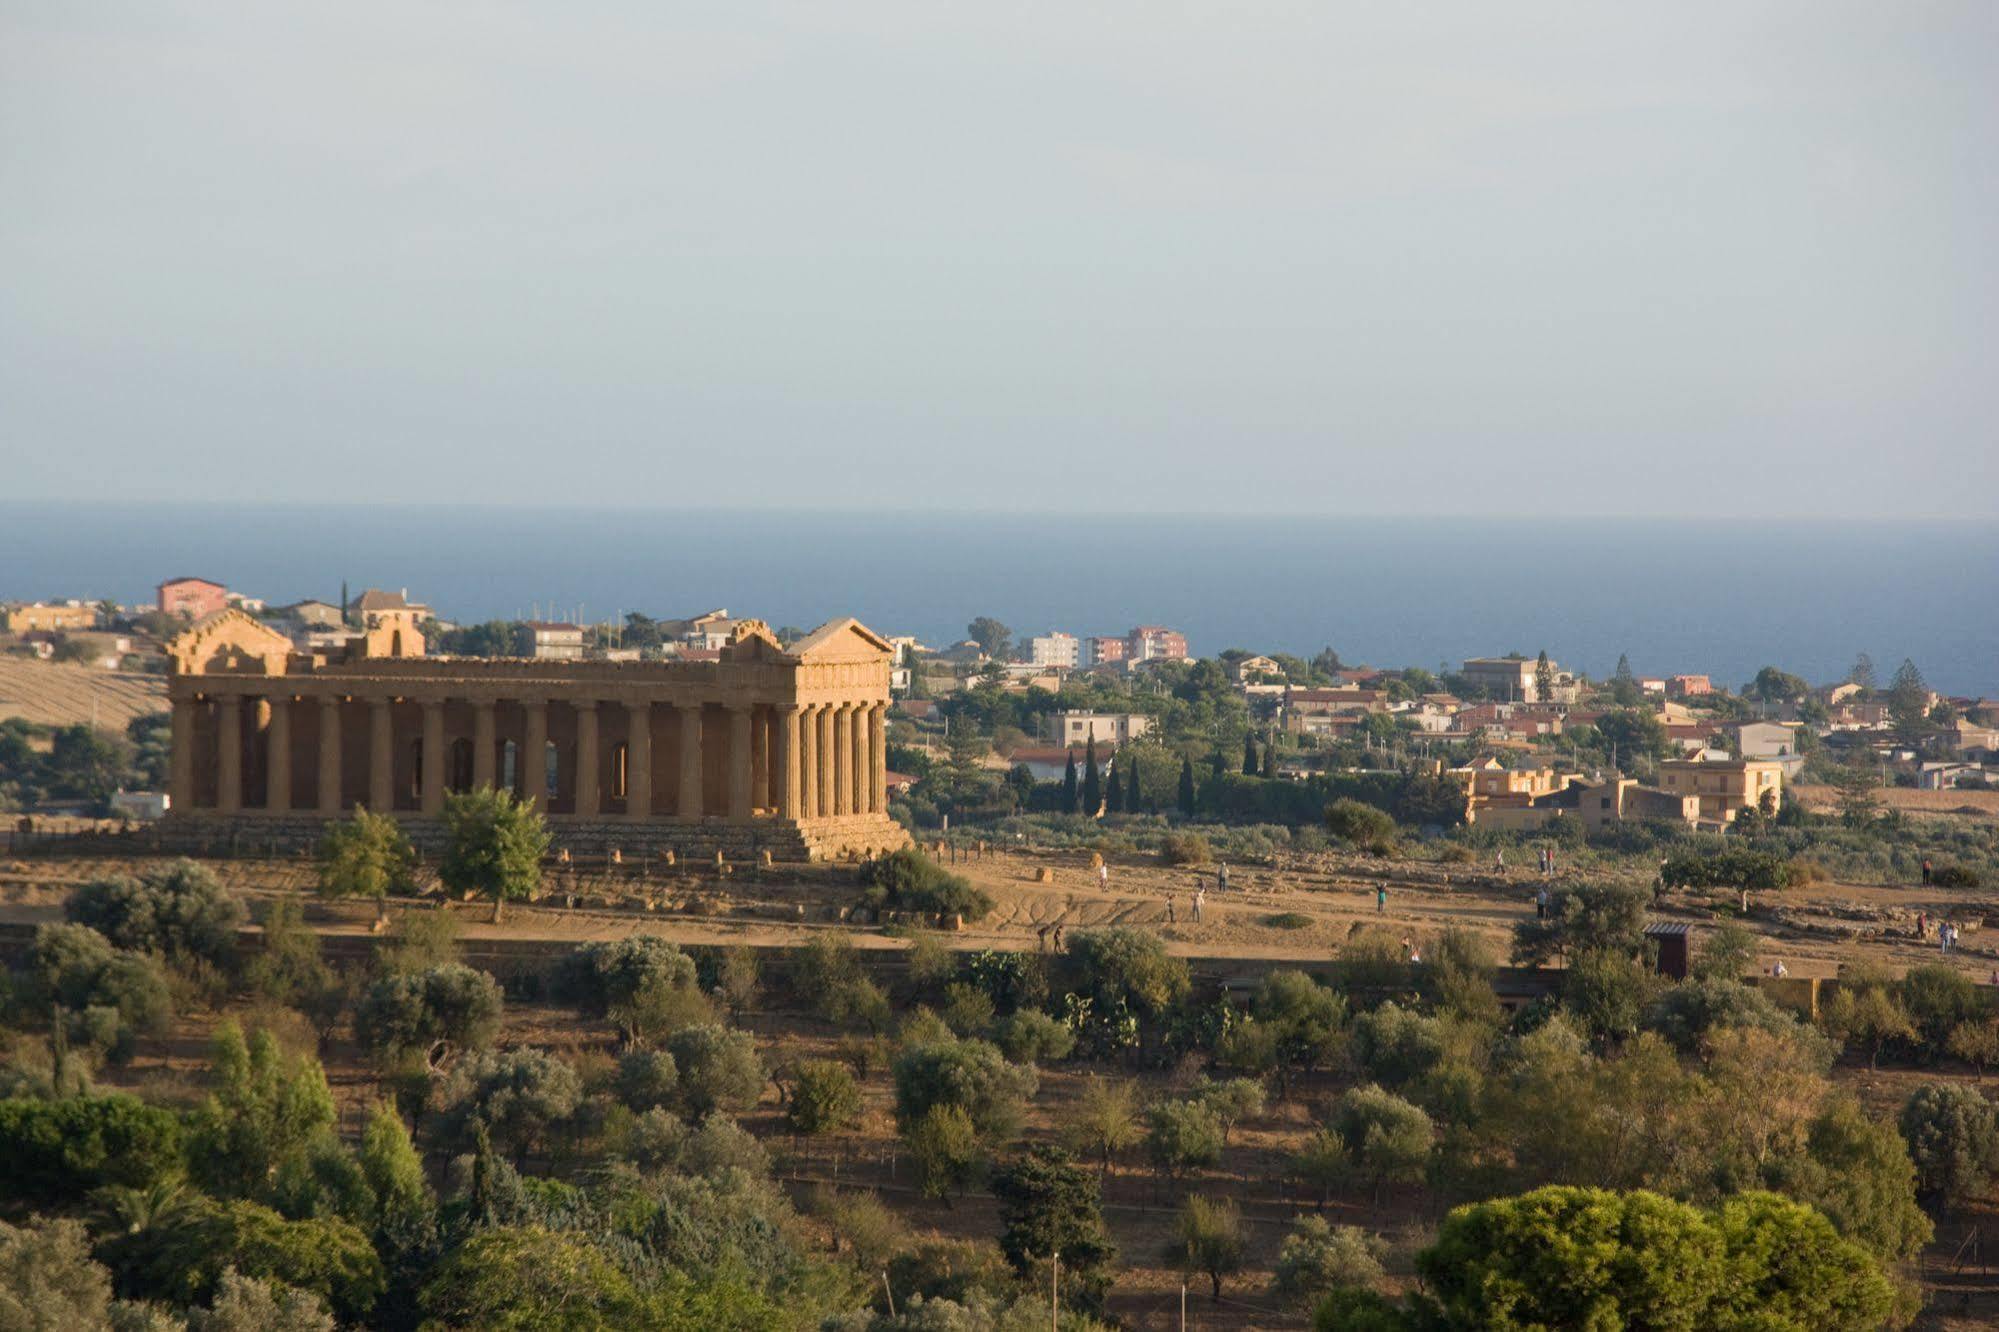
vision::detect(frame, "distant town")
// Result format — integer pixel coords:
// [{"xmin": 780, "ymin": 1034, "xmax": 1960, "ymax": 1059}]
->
[{"xmin": 4, "ymin": 574, "xmax": 1992, "ymax": 833}]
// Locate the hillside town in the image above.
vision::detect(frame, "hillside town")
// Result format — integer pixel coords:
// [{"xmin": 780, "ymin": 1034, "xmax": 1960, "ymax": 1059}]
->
[{"xmin": 5, "ymin": 580, "xmax": 1994, "ymax": 833}]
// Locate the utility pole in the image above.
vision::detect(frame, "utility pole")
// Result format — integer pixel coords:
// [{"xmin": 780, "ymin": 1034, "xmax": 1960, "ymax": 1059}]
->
[
  {"xmin": 1050, "ymin": 1249, "xmax": 1059, "ymax": 1332},
  {"xmin": 1180, "ymin": 1280, "xmax": 1187, "ymax": 1332}
]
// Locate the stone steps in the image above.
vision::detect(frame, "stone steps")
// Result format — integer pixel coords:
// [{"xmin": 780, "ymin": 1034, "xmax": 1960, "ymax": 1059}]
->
[{"xmin": 115, "ymin": 811, "xmax": 910, "ymax": 864}]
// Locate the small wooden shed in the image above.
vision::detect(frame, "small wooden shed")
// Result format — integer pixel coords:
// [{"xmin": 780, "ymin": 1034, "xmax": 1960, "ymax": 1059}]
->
[{"xmin": 1644, "ymin": 921, "xmax": 1693, "ymax": 980}]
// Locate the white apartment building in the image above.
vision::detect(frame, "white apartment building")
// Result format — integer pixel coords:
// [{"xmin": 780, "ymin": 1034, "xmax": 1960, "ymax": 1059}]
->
[{"xmin": 1028, "ymin": 632, "xmax": 1080, "ymax": 668}]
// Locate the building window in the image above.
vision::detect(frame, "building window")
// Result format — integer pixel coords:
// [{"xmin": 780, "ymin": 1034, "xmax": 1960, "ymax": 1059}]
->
[
  {"xmin": 501, "ymin": 740, "xmax": 517, "ymax": 793},
  {"xmin": 410, "ymin": 739, "xmax": 424, "ymax": 802},
  {"xmin": 544, "ymin": 741, "xmax": 559, "ymax": 801}
]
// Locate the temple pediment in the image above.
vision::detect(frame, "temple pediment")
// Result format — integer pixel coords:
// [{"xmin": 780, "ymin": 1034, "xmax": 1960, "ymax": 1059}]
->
[
  {"xmin": 167, "ymin": 609, "xmax": 295, "ymax": 677},
  {"xmin": 787, "ymin": 617, "xmax": 893, "ymax": 663}
]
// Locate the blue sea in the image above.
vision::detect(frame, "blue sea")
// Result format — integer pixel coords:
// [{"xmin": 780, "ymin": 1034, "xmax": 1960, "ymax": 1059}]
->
[{"xmin": 2, "ymin": 504, "xmax": 1993, "ymax": 696}]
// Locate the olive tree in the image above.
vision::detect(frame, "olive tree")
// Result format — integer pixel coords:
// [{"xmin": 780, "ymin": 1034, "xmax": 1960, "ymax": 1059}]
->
[
  {"xmin": 437, "ymin": 787, "xmax": 550, "ymax": 923},
  {"xmin": 317, "ymin": 807, "xmax": 417, "ymax": 923}
]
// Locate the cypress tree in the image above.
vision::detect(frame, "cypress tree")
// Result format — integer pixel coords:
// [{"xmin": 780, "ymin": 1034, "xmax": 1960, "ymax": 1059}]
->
[
  {"xmin": 1082, "ymin": 738, "xmax": 1101, "ymax": 814},
  {"xmin": 1178, "ymin": 757, "xmax": 1197, "ymax": 816},
  {"xmin": 1242, "ymin": 733, "xmax": 1258, "ymax": 776},
  {"xmin": 1127, "ymin": 754, "xmax": 1143, "ymax": 813},
  {"xmin": 1105, "ymin": 768, "xmax": 1123, "ymax": 815},
  {"xmin": 1063, "ymin": 754, "xmax": 1079, "ymax": 813},
  {"xmin": 1261, "ymin": 737, "xmax": 1277, "ymax": 779},
  {"xmin": 1209, "ymin": 750, "xmax": 1226, "ymax": 779}
]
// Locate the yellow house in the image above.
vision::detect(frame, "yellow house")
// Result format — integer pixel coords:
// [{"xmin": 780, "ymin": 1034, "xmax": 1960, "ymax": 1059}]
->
[
  {"xmin": 1657, "ymin": 758, "xmax": 1783, "ymax": 823},
  {"xmin": 4, "ymin": 602, "xmax": 99, "ymax": 634}
]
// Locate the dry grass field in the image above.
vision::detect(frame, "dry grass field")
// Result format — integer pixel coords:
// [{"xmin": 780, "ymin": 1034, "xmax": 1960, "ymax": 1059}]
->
[{"xmin": 0, "ymin": 657, "xmax": 166, "ymax": 731}]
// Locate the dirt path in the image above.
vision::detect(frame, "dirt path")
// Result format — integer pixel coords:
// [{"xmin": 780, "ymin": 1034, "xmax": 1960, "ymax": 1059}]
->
[{"xmin": 9, "ymin": 845, "xmax": 1999, "ymax": 981}]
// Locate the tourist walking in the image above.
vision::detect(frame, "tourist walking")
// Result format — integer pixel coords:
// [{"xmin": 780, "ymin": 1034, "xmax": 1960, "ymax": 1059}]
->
[
  {"xmin": 1217, "ymin": 862, "xmax": 1231, "ymax": 892},
  {"xmin": 1192, "ymin": 889, "xmax": 1205, "ymax": 923},
  {"xmin": 1376, "ymin": 885, "xmax": 1387, "ymax": 914},
  {"xmin": 1097, "ymin": 861, "xmax": 1109, "ymax": 891},
  {"xmin": 1536, "ymin": 886, "xmax": 1549, "ymax": 920},
  {"xmin": 1923, "ymin": 858, "xmax": 1934, "ymax": 885}
]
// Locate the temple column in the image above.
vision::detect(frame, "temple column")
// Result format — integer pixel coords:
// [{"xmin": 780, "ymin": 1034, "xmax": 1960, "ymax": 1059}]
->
[
  {"xmin": 368, "ymin": 697, "xmax": 393, "ymax": 813},
  {"xmin": 776, "ymin": 705, "xmax": 801, "ymax": 821},
  {"xmin": 832, "ymin": 703, "xmax": 853, "ymax": 816},
  {"xmin": 317, "ymin": 697, "xmax": 342, "ymax": 814},
  {"xmin": 851, "ymin": 702, "xmax": 871, "ymax": 816},
  {"xmin": 798, "ymin": 705, "xmax": 818, "ymax": 819},
  {"xmin": 216, "ymin": 695, "xmax": 242, "ymax": 814},
  {"xmin": 170, "ymin": 697, "xmax": 197, "ymax": 812},
  {"xmin": 625, "ymin": 701, "xmax": 651, "ymax": 818},
  {"xmin": 473, "ymin": 701, "xmax": 496, "ymax": 790},
  {"xmin": 677, "ymin": 701, "xmax": 704, "ymax": 820},
  {"xmin": 727, "ymin": 705, "xmax": 753, "ymax": 822},
  {"xmin": 574, "ymin": 701, "xmax": 600, "ymax": 817},
  {"xmin": 817, "ymin": 704, "xmax": 836, "ymax": 818},
  {"xmin": 521, "ymin": 698, "xmax": 548, "ymax": 808},
  {"xmin": 868, "ymin": 702, "xmax": 887, "ymax": 815},
  {"xmin": 421, "ymin": 701, "xmax": 446, "ymax": 815},
  {"xmin": 266, "ymin": 695, "xmax": 292, "ymax": 813},
  {"xmin": 750, "ymin": 709, "xmax": 770, "ymax": 812}
]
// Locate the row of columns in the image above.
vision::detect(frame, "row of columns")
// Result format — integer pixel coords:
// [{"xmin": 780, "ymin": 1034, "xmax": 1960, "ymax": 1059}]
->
[{"xmin": 174, "ymin": 693, "xmax": 889, "ymax": 824}]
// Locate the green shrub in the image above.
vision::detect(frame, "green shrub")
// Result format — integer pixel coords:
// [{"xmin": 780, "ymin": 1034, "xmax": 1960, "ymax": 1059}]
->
[
  {"xmin": 1160, "ymin": 833, "xmax": 1212, "ymax": 866},
  {"xmin": 858, "ymin": 848, "xmax": 993, "ymax": 920},
  {"xmin": 995, "ymin": 1010, "xmax": 1076, "ymax": 1064},
  {"xmin": 1899, "ymin": 1082, "xmax": 1999, "ymax": 1204},
  {"xmin": 665, "ymin": 1024, "xmax": 765, "ymax": 1119},
  {"xmin": 354, "ymin": 964, "xmax": 503, "ymax": 1062},
  {"xmin": 787, "ymin": 1059, "xmax": 863, "ymax": 1134},
  {"xmin": 1145, "ymin": 1099, "xmax": 1224, "ymax": 1177},
  {"xmin": 1264, "ymin": 912, "xmax": 1313, "ymax": 930},
  {"xmin": 67, "ymin": 860, "xmax": 243, "ymax": 966},
  {"xmin": 0, "ymin": 1094, "xmax": 184, "ymax": 1207},
  {"xmin": 1934, "ymin": 865, "xmax": 1981, "ymax": 888},
  {"xmin": 1325, "ymin": 799, "xmax": 1396, "ymax": 847},
  {"xmin": 892, "ymin": 1036, "xmax": 1036, "ymax": 1144},
  {"xmin": 24, "ymin": 923, "xmax": 171, "ymax": 1061}
]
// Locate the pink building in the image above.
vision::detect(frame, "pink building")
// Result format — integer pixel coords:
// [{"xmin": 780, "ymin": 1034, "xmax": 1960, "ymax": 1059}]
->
[{"xmin": 157, "ymin": 576, "xmax": 230, "ymax": 620}]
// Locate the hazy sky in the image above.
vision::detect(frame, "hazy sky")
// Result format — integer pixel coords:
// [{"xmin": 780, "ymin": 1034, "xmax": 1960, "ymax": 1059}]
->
[{"xmin": 4, "ymin": 3, "xmax": 1994, "ymax": 515}]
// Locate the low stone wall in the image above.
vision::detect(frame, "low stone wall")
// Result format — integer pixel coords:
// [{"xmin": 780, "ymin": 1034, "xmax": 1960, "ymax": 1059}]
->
[{"xmin": 41, "ymin": 810, "xmax": 909, "ymax": 865}]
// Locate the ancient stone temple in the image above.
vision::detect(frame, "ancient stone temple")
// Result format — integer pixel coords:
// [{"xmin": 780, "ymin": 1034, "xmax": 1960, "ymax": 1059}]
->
[{"xmin": 162, "ymin": 608, "xmax": 909, "ymax": 861}]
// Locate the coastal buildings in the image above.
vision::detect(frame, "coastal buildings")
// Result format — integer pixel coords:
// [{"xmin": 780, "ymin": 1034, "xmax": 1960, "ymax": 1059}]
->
[
  {"xmin": 1459, "ymin": 655, "xmax": 1577, "ymax": 703},
  {"xmin": 1127, "ymin": 625, "xmax": 1188, "ymax": 663},
  {"xmin": 161, "ymin": 608, "xmax": 907, "ymax": 861},
  {"xmin": 1282, "ymin": 687, "xmax": 1390, "ymax": 736},
  {"xmin": 2, "ymin": 601, "xmax": 99, "ymax": 634},
  {"xmin": 1082, "ymin": 636, "xmax": 1128, "ymax": 668},
  {"xmin": 1657, "ymin": 757, "xmax": 1785, "ymax": 823},
  {"xmin": 1044, "ymin": 711, "xmax": 1153, "ymax": 746},
  {"xmin": 1027, "ymin": 632, "xmax": 1080, "ymax": 668},
  {"xmin": 526, "ymin": 622, "xmax": 586, "ymax": 660}
]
